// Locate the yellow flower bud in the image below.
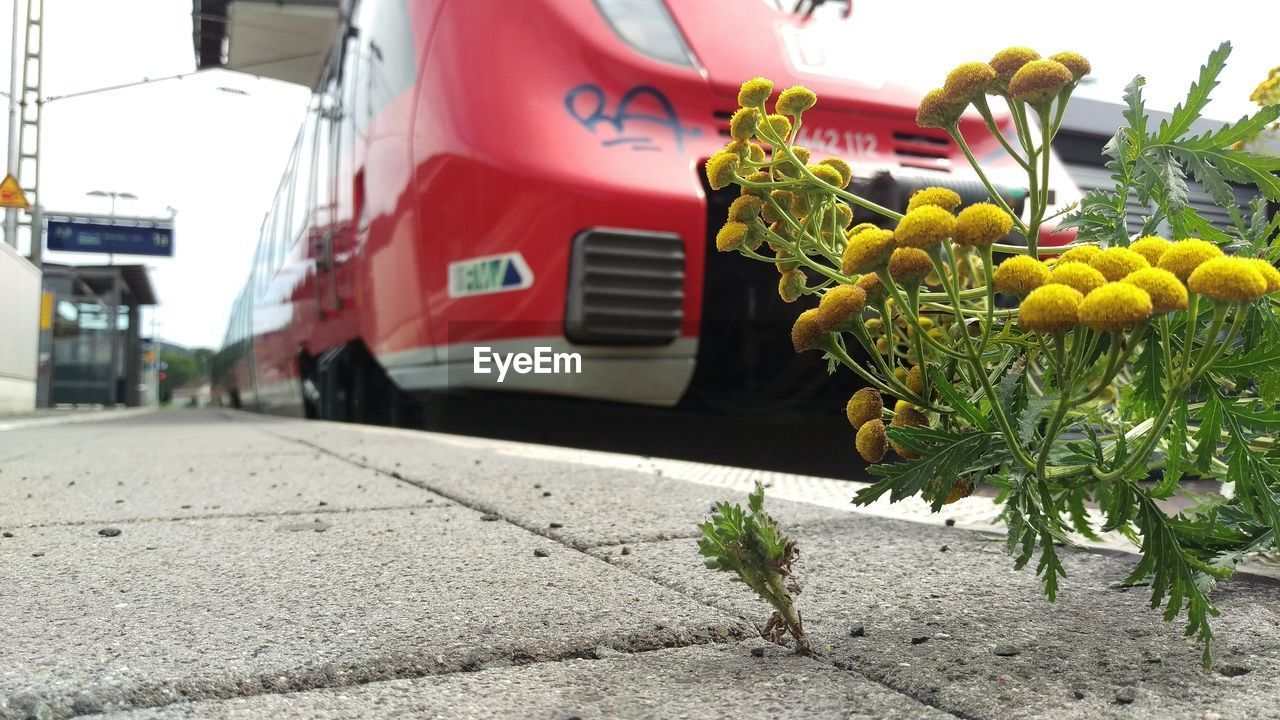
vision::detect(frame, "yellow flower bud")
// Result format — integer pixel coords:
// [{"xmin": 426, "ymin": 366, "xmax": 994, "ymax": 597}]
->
[
  {"xmin": 1248, "ymin": 258, "xmax": 1280, "ymax": 294},
  {"xmin": 893, "ymin": 366, "xmax": 908, "ymax": 384},
  {"xmin": 1158, "ymin": 239, "xmax": 1224, "ymax": 281},
  {"xmin": 890, "ymin": 405, "xmax": 928, "ymax": 459},
  {"xmin": 1089, "ymin": 247, "xmax": 1150, "ymax": 282},
  {"xmin": 791, "ymin": 308, "xmax": 825, "ymax": 352},
  {"xmin": 778, "ymin": 269, "xmax": 806, "ymax": 302},
  {"xmin": 993, "ymin": 255, "xmax": 1050, "ymax": 296},
  {"xmin": 841, "ymin": 228, "xmax": 896, "ymax": 275},
  {"xmin": 808, "ymin": 164, "xmax": 845, "ymax": 188},
  {"xmin": 715, "ymin": 222, "xmax": 749, "ymax": 252},
  {"xmin": 856, "ymin": 272, "xmax": 888, "ymax": 303},
  {"xmin": 1130, "ymin": 236, "xmax": 1171, "ymax": 266},
  {"xmin": 776, "ymin": 85, "xmax": 818, "ymax": 115},
  {"xmin": 705, "ymin": 151, "xmax": 740, "ymax": 191},
  {"xmin": 818, "ymin": 158, "xmax": 853, "ymax": 188},
  {"xmin": 816, "ymin": 284, "xmax": 868, "ymax": 330},
  {"xmin": 1079, "ymin": 282, "xmax": 1152, "ymax": 332},
  {"xmin": 1019, "ymin": 284, "xmax": 1083, "ymax": 333},
  {"xmin": 729, "ymin": 107, "xmax": 761, "ymax": 141},
  {"xmin": 1008, "ymin": 59, "xmax": 1074, "ymax": 104},
  {"xmin": 1048, "ymin": 261, "xmax": 1107, "ymax": 296},
  {"xmin": 945, "ymin": 62, "xmax": 997, "ymax": 103},
  {"xmin": 906, "ymin": 364, "xmax": 925, "ymax": 395},
  {"xmin": 739, "ymin": 170, "xmax": 771, "ymax": 198},
  {"xmin": 916, "ymin": 88, "xmax": 965, "ymax": 129},
  {"xmin": 846, "ymin": 387, "xmax": 884, "ymax": 429},
  {"xmin": 856, "ymin": 419, "xmax": 888, "ymax": 463},
  {"xmin": 895, "ymin": 206, "xmax": 956, "ymax": 249},
  {"xmin": 724, "ymin": 139, "xmax": 766, "ymax": 163},
  {"xmin": 988, "ymin": 47, "xmax": 1041, "ymax": 94},
  {"xmin": 1187, "ymin": 257, "xmax": 1267, "ymax": 302},
  {"xmin": 1049, "ymin": 51, "xmax": 1091, "ymax": 82},
  {"xmin": 943, "ymin": 476, "xmax": 976, "ymax": 504},
  {"xmin": 1056, "ymin": 244, "xmax": 1102, "ymax": 265},
  {"xmin": 906, "ymin": 187, "xmax": 962, "ymax": 213},
  {"xmin": 764, "ymin": 113, "xmax": 792, "ymax": 141},
  {"xmin": 1122, "ymin": 267, "xmax": 1188, "ymax": 314},
  {"xmin": 727, "ymin": 195, "xmax": 764, "ymax": 223},
  {"xmin": 954, "ymin": 202, "xmax": 1014, "ymax": 247},
  {"xmin": 888, "ymin": 247, "xmax": 933, "ymax": 283},
  {"xmin": 738, "ymin": 76, "xmax": 774, "ymax": 107}
]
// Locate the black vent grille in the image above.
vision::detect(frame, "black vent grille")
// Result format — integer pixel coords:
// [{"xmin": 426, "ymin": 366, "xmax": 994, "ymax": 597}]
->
[
  {"xmin": 891, "ymin": 131, "xmax": 953, "ymax": 166},
  {"xmin": 565, "ymin": 229, "xmax": 685, "ymax": 345}
]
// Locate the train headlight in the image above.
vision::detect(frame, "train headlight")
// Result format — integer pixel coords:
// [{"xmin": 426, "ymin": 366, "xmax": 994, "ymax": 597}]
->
[{"xmin": 593, "ymin": 0, "xmax": 698, "ymax": 68}]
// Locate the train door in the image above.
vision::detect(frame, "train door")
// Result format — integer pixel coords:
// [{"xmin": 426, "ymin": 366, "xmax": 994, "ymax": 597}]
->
[{"xmin": 315, "ymin": 18, "xmax": 360, "ymax": 323}]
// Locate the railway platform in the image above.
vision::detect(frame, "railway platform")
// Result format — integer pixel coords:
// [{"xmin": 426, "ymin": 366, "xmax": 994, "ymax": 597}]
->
[{"xmin": 2, "ymin": 409, "xmax": 1278, "ymax": 719}]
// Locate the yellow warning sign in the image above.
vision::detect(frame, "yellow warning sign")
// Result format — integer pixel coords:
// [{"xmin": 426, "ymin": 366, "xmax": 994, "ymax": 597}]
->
[
  {"xmin": 40, "ymin": 291, "xmax": 54, "ymax": 331},
  {"xmin": 0, "ymin": 174, "xmax": 29, "ymax": 209}
]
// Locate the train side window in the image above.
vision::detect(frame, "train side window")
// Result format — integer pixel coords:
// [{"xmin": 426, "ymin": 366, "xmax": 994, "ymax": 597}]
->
[
  {"xmin": 351, "ymin": 0, "xmax": 416, "ymax": 132},
  {"xmin": 290, "ymin": 99, "xmax": 319, "ymax": 247}
]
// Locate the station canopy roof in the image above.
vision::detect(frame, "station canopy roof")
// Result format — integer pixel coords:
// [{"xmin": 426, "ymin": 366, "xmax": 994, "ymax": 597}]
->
[
  {"xmin": 192, "ymin": 0, "xmax": 342, "ymax": 88},
  {"xmin": 44, "ymin": 263, "xmax": 159, "ymax": 307}
]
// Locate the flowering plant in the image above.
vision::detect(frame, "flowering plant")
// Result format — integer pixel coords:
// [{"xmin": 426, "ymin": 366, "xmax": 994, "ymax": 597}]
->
[{"xmin": 705, "ymin": 43, "xmax": 1280, "ymax": 666}]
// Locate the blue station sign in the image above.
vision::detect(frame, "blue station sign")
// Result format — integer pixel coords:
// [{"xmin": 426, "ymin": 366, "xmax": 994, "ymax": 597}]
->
[{"xmin": 45, "ymin": 217, "xmax": 175, "ymax": 257}]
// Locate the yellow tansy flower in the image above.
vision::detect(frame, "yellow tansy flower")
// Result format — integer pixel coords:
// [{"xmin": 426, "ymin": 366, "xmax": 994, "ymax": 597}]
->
[
  {"xmin": 738, "ymin": 77, "xmax": 774, "ymax": 107},
  {"xmin": 778, "ymin": 269, "xmax": 806, "ymax": 302},
  {"xmin": 1130, "ymin": 236, "xmax": 1171, "ymax": 266},
  {"xmin": 988, "ymin": 47, "xmax": 1041, "ymax": 93},
  {"xmin": 846, "ymin": 387, "xmax": 884, "ymax": 429},
  {"xmin": 954, "ymin": 202, "xmax": 1014, "ymax": 247},
  {"xmin": 715, "ymin": 222, "xmax": 749, "ymax": 252},
  {"xmin": 816, "ymin": 284, "xmax": 868, "ymax": 331},
  {"xmin": 1122, "ymin": 267, "xmax": 1188, "ymax": 313},
  {"xmin": 808, "ymin": 164, "xmax": 846, "ymax": 188},
  {"xmin": 895, "ymin": 206, "xmax": 956, "ymax": 249},
  {"xmin": 1187, "ymin": 257, "xmax": 1267, "ymax": 302},
  {"xmin": 728, "ymin": 107, "xmax": 760, "ymax": 141},
  {"xmin": 705, "ymin": 151, "xmax": 740, "ymax": 191},
  {"xmin": 1248, "ymin": 259, "xmax": 1280, "ymax": 294},
  {"xmin": 856, "ymin": 419, "xmax": 888, "ymax": 463},
  {"xmin": 888, "ymin": 247, "xmax": 933, "ymax": 283},
  {"xmin": 841, "ymin": 228, "xmax": 896, "ymax": 275},
  {"xmin": 1079, "ymin": 282, "xmax": 1152, "ymax": 332},
  {"xmin": 856, "ymin": 272, "xmax": 888, "ymax": 303},
  {"xmin": 944, "ymin": 62, "xmax": 997, "ymax": 103},
  {"xmin": 818, "ymin": 157, "xmax": 853, "ymax": 188},
  {"xmin": 1008, "ymin": 59, "xmax": 1074, "ymax": 104},
  {"xmin": 916, "ymin": 89, "xmax": 965, "ymax": 129},
  {"xmin": 1049, "ymin": 51, "xmax": 1091, "ymax": 81},
  {"xmin": 776, "ymin": 85, "xmax": 818, "ymax": 115},
  {"xmin": 1019, "ymin": 284, "xmax": 1083, "ymax": 333},
  {"xmin": 1048, "ymin": 261, "xmax": 1107, "ymax": 296},
  {"xmin": 993, "ymin": 255, "xmax": 1050, "ymax": 296},
  {"xmin": 1056, "ymin": 244, "xmax": 1102, "ymax": 265},
  {"xmin": 906, "ymin": 187, "xmax": 962, "ymax": 213},
  {"xmin": 791, "ymin": 308, "xmax": 825, "ymax": 352},
  {"xmin": 1089, "ymin": 247, "xmax": 1149, "ymax": 282},
  {"xmin": 1158, "ymin": 239, "xmax": 1224, "ymax": 281}
]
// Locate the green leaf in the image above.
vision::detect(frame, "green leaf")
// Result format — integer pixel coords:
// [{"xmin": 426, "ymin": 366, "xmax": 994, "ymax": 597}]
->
[
  {"xmin": 1180, "ymin": 104, "xmax": 1280, "ymax": 152},
  {"xmin": 1123, "ymin": 495, "xmax": 1229, "ymax": 667},
  {"xmin": 1157, "ymin": 42, "xmax": 1230, "ymax": 143},
  {"xmin": 1193, "ymin": 385, "xmax": 1225, "ymax": 473},
  {"xmin": 856, "ymin": 429, "xmax": 1007, "ymax": 507},
  {"xmin": 927, "ymin": 364, "xmax": 994, "ymax": 432}
]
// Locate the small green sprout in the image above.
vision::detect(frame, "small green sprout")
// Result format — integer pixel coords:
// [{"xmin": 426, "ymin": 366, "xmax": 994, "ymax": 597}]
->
[{"xmin": 698, "ymin": 482, "xmax": 812, "ymax": 656}]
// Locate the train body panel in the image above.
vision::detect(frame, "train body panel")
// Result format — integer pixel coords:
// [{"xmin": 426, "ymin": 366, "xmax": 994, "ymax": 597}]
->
[{"xmin": 213, "ymin": 0, "xmax": 1082, "ymax": 417}]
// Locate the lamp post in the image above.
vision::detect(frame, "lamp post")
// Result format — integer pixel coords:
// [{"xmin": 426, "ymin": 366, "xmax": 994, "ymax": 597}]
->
[{"xmin": 85, "ymin": 189, "xmax": 138, "ymax": 217}]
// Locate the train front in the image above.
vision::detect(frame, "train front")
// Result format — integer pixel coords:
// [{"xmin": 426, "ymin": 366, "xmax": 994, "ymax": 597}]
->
[{"xmin": 394, "ymin": 0, "xmax": 1079, "ymax": 410}]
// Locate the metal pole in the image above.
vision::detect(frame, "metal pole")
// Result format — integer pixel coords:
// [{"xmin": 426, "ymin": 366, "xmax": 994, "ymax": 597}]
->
[{"xmin": 4, "ymin": 0, "xmax": 25, "ymax": 248}]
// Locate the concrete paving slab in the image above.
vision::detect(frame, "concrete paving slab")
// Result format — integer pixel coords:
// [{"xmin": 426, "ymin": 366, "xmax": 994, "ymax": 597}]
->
[
  {"xmin": 263, "ymin": 420, "xmax": 846, "ymax": 549},
  {"xmin": 0, "ymin": 505, "xmax": 750, "ymax": 720},
  {"xmin": 0, "ymin": 447, "xmax": 429, "ymax": 527},
  {"xmin": 606, "ymin": 514, "xmax": 1280, "ymax": 719},
  {"xmin": 98, "ymin": 640, "xmax": 951, "ymax": 720},
  {"xmin": 0, "ymin": 410, "xmax": 306, "ymax": 461}
]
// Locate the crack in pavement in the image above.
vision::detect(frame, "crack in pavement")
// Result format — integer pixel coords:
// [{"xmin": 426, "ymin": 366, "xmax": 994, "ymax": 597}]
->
[{"xmin": 0, "ymin": 503, "xmax": 450, "ymax": 532}]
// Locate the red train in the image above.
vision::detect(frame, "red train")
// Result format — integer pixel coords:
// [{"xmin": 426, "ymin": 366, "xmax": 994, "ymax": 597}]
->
[{"xmin": 212, "ymin": 0, "xmax": 1081, "ymax": 421}]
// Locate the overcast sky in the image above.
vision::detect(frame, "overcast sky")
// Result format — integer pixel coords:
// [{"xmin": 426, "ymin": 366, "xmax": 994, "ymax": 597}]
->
[{"xmin": 0, "ymin": 1, "xmax": 1274, "ymax": 349}]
